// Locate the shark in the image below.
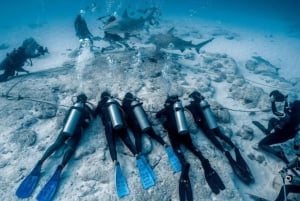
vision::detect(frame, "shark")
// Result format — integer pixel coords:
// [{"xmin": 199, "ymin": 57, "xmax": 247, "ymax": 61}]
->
[
  {"xmin": 148, "ymin": 28, "xmax": 214, "ymax": 53},
  {"xmin": 103, "ymin": 7, "xmax": 159, "ymax": 36}
]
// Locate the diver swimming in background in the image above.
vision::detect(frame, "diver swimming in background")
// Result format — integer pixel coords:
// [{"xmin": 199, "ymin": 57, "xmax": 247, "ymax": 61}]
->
[
  {"xmin": 122, "ymin": 92, "xmax": 182, "ymax": 173},
  {"xmin": 74, "ymin": 10, "xmax": 94, "ymax": 49},
  {"xmin": 95, "ymin": 91, "xmax": 156, "ymax": 198},
  {"xmin": 253, "ymin": 90, "xmax": 300, "ymax": 165},
  {"xmin": 186, "ymin": 91, "xmax": 255, "ymax": 185},
  {"xmin": 16, "ymin": 94, "xmax": 94, "ymax": 201},
  {"xmin": 156, "ymin": 95, "xmax": 225, "ymax": 201}
]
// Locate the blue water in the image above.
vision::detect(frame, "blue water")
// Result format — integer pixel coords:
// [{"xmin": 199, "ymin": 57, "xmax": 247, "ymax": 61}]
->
[{"xmin": 0, "ymin": 0, "xmax": 299, "ymax": 27}]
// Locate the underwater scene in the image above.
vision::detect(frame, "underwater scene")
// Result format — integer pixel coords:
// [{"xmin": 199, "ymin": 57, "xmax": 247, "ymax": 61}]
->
[{"xmin": 0, "ymin": 0, "xmax": 300, "ymax": 201}]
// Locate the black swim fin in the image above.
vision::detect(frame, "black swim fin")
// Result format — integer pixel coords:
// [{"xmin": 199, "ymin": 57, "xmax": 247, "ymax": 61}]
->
[
  {"xmin": 202, "ymin": 161, "xmax": 225, "ymax": 194},
  {"xmin": 179, "ymin": 163, "xmax": 193, "ymax": 201},
  {"xmin": 225, "ymin": 150, "xmax": 255, "ymax": 185}
]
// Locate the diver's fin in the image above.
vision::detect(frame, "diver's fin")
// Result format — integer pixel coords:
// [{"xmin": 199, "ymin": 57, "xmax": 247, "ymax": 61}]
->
[
  {"xmin": 225, "ymin": 151, "xmax": 254, "ymax": 185},
  {"xmin": 115, "ymin": 164, "xmax": 129, "ymax": 198},
  {"xmin": 16, "ymin": 164, "xmax": 41, "ymax": 198},
  {"xmin": 234, "ymin": 148, "xmax": 255, "ymax": 184},
  {"xmin": 140, "ymin": 155, "xmax": 156, "ymax": 181},
  {"xmin": 179, "ymin": 163, "xmax": 193, "ymax": 201},
  {"xmin": 252, "ymin": 121, "xmax": 269, "ymax": 135},
  {"xmin": 136, "ymin": 157, "xmax": 156, "ymax": 189},
  {"xmin": 203, "ymin": 161, "xmax": 225, "ymax": 194},
  {"xmin": 36, "ymin": 166, "xmax": 62, "ymax": 201},
  {"xmin": 165, "ymin": 146, "xmax": 182, "ymax": 172}
]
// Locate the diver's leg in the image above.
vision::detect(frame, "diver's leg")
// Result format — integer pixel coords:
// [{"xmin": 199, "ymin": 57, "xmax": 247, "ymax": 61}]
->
[
  {"xmin": 182, "ymin": 134, "xmax": 207, "ymax": 163},
  {"xmin": 213, "ymin": 128, "xmax": 235, "ymax": 148},
  {"xmin": 59, "ymin": 129, "xmax": 82, "ymax": 168},
  {"xmin": 118, "ymin": 128, "xmax": 138, "ymax": 156},
  {"xmin": 104, "ymin": 125, "xmax": 118, "ymax": 162},
  {"xmin": 36, "ymin": 132, "xmax": 68, "ymax": 166},
  {"xmin": 131, "ymin": 126, "xmax": 143, "ymax": 154},
  {"xmin": 183, "ymin": 134, "xmax": 225, "ymax": 194},
  {"xmin": 201, "ymin": 128, "xmax": 226, "ymax": 152},
  {"xmin": 146, "ymin": 128, "xmax": 167, "ymax": 146},
  {"xmin": 258, "ymin": 132, "xmax": 290, "ymax": 163}
]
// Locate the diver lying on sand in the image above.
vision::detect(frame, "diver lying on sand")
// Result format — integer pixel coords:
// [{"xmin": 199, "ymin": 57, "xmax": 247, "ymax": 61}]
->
[
  {"xmin": 156, "ymin": 95, "xmax": 225, "ymax": 201},
  {"xmin": 74, "ymin": 10, "xmax": 94, "ymax": 49},
  {"xmin": 122, "ymin": 92, "xmax": 182, "ymax": 173},
  {"xmin": 0, "ymin": 38, "xmax": 48, "ymax": 82},
  {"xmin": 95, "ymin": 91, "xmax": 156, "ymax": 198},
  {"xmin": 16, "ymin": 94, "xmax": 94, "ymax": 201},
  {"xmin": 186, "ymin": 91, "xmax": 255, "ymax": 185}
]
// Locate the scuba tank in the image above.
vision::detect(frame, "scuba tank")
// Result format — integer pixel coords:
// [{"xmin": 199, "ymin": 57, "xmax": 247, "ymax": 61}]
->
[
  {"xmin": 131, "ymin": 100, "xmax": 151, "ymax": 132},
  {"xmin": 107, "ymin": 98, "xmax": 124, "ymax": 130},
  {"xmin": 173, "ymin": 100, "xmax": 189, "ymax": 135},
  {"xmin": 62, "ymin": 102, "xmax": 85, "ymax": 136},
  {"xmin": 199, "ymin": 99, "xmax": 218, "ymax": 129}
]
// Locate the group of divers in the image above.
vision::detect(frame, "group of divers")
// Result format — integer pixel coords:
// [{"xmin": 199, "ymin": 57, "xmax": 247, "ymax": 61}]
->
[
  {"xmin": 0, "ymin": 7, "xmax": 299, "ymax": 201},
  {"xmin": 14, "ymin": 89, "xmax": 300, "ymax": 201}
]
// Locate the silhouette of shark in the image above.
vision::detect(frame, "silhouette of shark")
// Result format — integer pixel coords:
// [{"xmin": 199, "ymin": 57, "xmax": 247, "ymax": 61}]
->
[
  {"xmin": 148, "ymin": 28, "xmax": 214, "ymax": 53},
  {"xmin": 103, "ymin": 7, "xmax": 159, "ymax": 37}
]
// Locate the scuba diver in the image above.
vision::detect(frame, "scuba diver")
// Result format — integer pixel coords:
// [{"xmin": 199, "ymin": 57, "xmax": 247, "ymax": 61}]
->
[
  {"xmin": 0, "ymin": 47, "xmax": 29, "ymax": 82},
  {"xmin": 21, "ymin": 37, "xmax": 49, "ymax": 59},
  {"xmin": 253, "ymin": 90, "xmax": 300, "ymax": 164},
  {"xmin": 16, "ymin": 94, "xmax": 94, "ymax": 201},
  {"xmin": 122, "ymin": 92, "xmax": 181, "ymax": 173},
  {"xmin": 156, "ymin": 95, "xmax": 225, "ymax": 201},
  {"xmin": 0, "ymin": 38, "xmax": 48, "ymax": 82},
  {"xmin": 95, "ymin": 91, "xmax": 156, "ymax": 198},
  {"xmin": 74, "ymin": 10, "xmax": 94, "ymax": 49},
  {"xmin": 186, "ymin": 91, "xmax": 255, "ymax": 185}
]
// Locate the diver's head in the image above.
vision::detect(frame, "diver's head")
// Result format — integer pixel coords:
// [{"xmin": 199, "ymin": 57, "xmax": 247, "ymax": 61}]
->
[
  {"xmin": 124, "ymin": 92, "xmax": 134, "ymax": 100},
  {"xmin": 80, "ymin": 9, "xmax": 86, "ymax": 16},
  {"xmin": 189, "ymin": 91, "xmax": 204, "ymax": 101},
  {"xmin": 101, "ymin": 91, "xmax": 111, "ymax": 100},
  {"xmin": 165, "ymin": 95, "xmax": 179, "ymax": 107},
  {"xmin": 77, "ymin": 93, "xmax": 87, "ymax": 103}
]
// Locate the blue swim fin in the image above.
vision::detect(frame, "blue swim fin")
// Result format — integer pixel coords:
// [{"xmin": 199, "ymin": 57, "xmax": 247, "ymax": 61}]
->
[
  {"xmin": 165, "ymin": 146, "xmax": 182, "ymax": 172},
  {"xmin": 36, "ymin": 166, "xmax": 62, "ymax": 201},
  {"xmin": 16, "ymin": 164, "xmax": 41, "ymax": 198},
  {"xmin": 140, "ymin": 155, "xmax": 156, "ymax": 181},
  {"xmin": 115, "ymin": 163, "xmax": 129, "ymax": 198},
  {"xmin": 136, "ymin": 157, "xmax": 156, "ymax": 189}
]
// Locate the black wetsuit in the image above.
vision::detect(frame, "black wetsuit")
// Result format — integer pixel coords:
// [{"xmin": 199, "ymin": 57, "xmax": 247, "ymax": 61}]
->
[
  {"xmin": 74, "ymin": 14, "xmax": 93, "ymax": 40},
  {"xmin": 0, "ymin": 47, "xmax": 29, "ymax": 82},
  {"xmin": 156, "ymin": 95, "xmax": 225, "ymax": 199},
  {"xmin": 122, "ymin": 92, "xmax": 167, "ymax": 154},
  {"xmin": 186, "ymin": 96, "xmax": 235, "ymax": 153},
  {"xmin": 186, "ymin": 91, "xmax": 254, "ymax": 185},
  {"xmin": 35, "ymin": 95, "xmax": 93, "ymax": 171},
  {"xmin": 258, "ymin": 100, "xmax": 300, "ymax": 163},
  {"xmin": 95, "ymin": 92, "xmax": 137, "ymax": 163}
]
